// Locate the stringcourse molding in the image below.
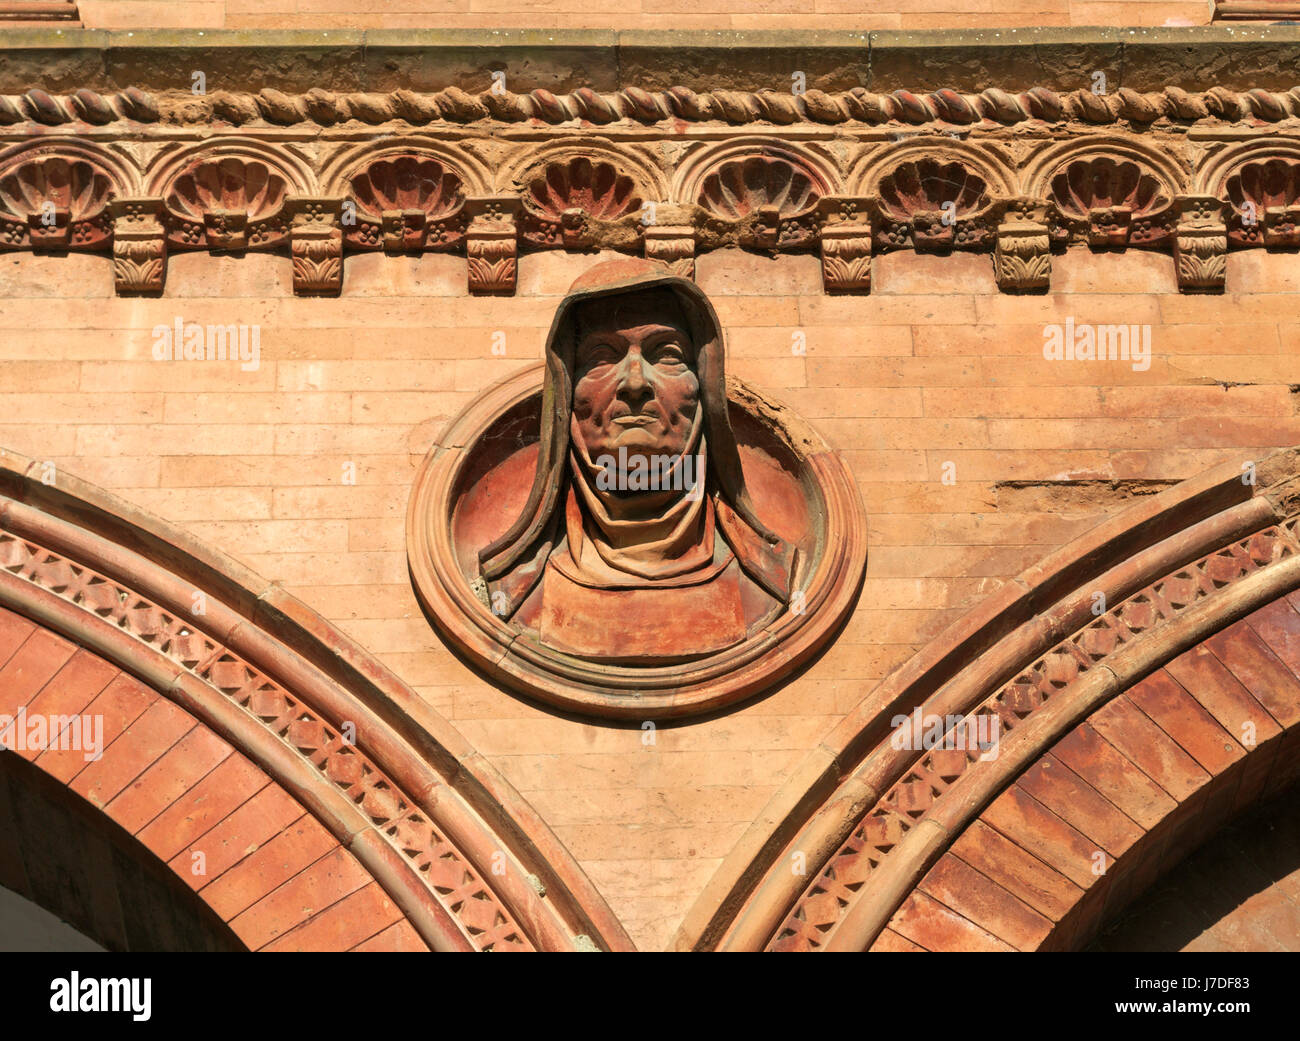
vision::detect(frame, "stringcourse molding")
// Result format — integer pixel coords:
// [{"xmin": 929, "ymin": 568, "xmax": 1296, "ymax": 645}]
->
[
  {"xmin": 5, "ymin": 29, "xmax": 1300, "ymax": 295},
  {"xmin": 0, "ymin": 449, "xmax": 633, "ymax": 952},
  {"xmin": 676, "ymin": 445, "xmax": 1300, "ymax": 951}
]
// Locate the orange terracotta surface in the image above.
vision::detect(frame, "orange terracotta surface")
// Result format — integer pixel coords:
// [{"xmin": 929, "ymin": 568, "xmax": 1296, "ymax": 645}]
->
[{"xmin": 3, "ymin": 242, "xmax": 1299, "ymax": 948}]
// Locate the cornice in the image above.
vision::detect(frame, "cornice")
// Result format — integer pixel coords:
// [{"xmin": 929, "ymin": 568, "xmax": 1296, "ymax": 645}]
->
[
  {"xmin": 5, "ymin": 26, "xmax": 1300, "ymax": 96},
  {"xmin": 3, "ymin": 27, "xmax": 1300, "ymax": 297}
]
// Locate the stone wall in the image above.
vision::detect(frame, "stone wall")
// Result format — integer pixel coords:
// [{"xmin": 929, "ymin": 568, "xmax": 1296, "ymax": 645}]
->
[
  {"xmin": 3, "ymin": 243, "xmax": 1296, "ymax": 948},
  {"xmin": 71, "ymin": 0, "xmax": 1220, "ymax": 31}
]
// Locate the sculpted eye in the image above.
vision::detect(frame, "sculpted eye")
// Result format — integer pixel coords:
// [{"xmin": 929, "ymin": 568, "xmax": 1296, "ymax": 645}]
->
[
  {"xmin": 580, "ymin": 343, "xmax": 619, "ymax": 369},
  {"xmin": 650, "ymin": 340, "xmax": 687, "ymax": 366}
]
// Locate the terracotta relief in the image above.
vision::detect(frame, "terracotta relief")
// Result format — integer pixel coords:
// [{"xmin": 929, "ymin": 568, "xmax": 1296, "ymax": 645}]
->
[
  {"xmin": 0, "ymin": 90, "xmax": 1297, "ymax": 293},
  {"xmin": 875, "ymin": 157, "xmax": 990, "ymax": 252},
  {"xmin": 1225, "ymin": 157, "xmax": 1300, "ymax": 248},
  {"xmin": 0, "ymin": 154, "xmax": 113, "ymax": 250},
  {"xmin": 164, "ymin": 156, "xmax": 289, "ymax": 251},
  {"xmin": 346, "ymin": 154, "xmax": 466, "ymax": 253},
  {"xmin": 408, "ymin": 258, "xmax": 867, "ymax": 719}
]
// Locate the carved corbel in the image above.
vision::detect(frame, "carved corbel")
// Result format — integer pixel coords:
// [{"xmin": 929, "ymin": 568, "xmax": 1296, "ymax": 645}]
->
[
  {"xmin": 816, "ymin": 196, "xmax": 874, "ymax": 293},
  {"xmin": 109, "ymin": 198, "xmax": 167, "ymax": 294},
  {"xmin": 288, "ymin": 197, "xmax": 344, "ymax": 296},
  {"xmin": 993, "ymin": 198, "xmax": 1052, "ymax": 292},
  {"xmin": 1173, "ymin": 195, "xmax": 1227, "ymax": 292},
  {"xmin": 465, "ymin": 195, "xmax": 520, "ymax": 295},
  {"xmin": 643, "ymin": 225, "xmax": 696, "ymax": 279}
]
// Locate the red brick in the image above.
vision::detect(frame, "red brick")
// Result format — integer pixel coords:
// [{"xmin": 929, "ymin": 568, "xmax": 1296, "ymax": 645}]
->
[
  {"xmin": 203, "ymin": 814, "xmax": 340, "ymax": 921},
  {"xmin": 0, "ymin": 628, "xmax": 76, "ymax": 718},
  {"xmin": 1127, "ymin": 670, "xmax": 1245, "ymax": 776},
  {"xmin": 104, "ymin": 723, "xmax": 233, "ymax": 834},
  {"xmin": 1089, "ymin": 694, "xmax": 1210, "ymax": 803},
  {"xmin": 36, "ymin": 673, "xmax": 155, "ymax": 784},
  {"xmin": 1018, "ymin": 757, "xmax": 1144, "ymax": 857},
  {"xmin": 0, "ymin": 610, "xmax": 35, "ymax": 669},
  {"xmin": 868, "ymin": 927, "xmax": 924, "ymax": 952},
  {"xmin": 1206, "ymin": 621, "xmax": 1300, "ymax": 729},
  {"xmin": 350, "ymin": 918, "xmax": 429, "ymax": 952},
  {"xmin": 137, "ymin": 753, "xmax": 269, "ymax": 862},
  {"xmin": 950, "ymin": 820, "xmax": 1083, "ymax": 923},
  {"xmin": 169, "ymin": 783, "xmax": 306, "ymax": 890},
  {"xmin": 228, "ymin": 846, "xmax": 372, "ymax": 949},
  {"xmin": 70, "ymin": 698, "xmax": 196, "ymax": 809},
  {"xmin": 918, "ymin": 853, "xmax": 1052, "ymax": 950},
  {"xmin": 1166, "ymin": 643, "xmax": 1284, "ymax": 751},
  {"xmin": 1051, "ymin": 722, "xmax": 1177, "ymax": 831},
  {"xmin": 262, "ymin": 881, "xmax": 403, "ymax": 952},
  {"xmin": 888, "ymin": 890, "xmax": 1015, "ymax": 952},
  {"xmin": 983, "ymin": 786, "xmax": 1111, "ymax": 890}
]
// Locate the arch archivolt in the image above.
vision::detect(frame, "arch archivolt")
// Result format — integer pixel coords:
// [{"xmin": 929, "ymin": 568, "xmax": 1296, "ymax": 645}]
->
[
  {"xmin": 677, "ymin": 447, "xmax": 1300, "ymax": 951},
  {"xmin": 0, "ymin": 452, "xmax": 632, "ymax": 953}
]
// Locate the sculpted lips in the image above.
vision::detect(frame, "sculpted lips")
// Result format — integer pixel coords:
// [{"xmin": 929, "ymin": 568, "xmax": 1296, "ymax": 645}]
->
[{"xmin": 613, "ymin": 414, "xmax": 657, "ymax": 427}]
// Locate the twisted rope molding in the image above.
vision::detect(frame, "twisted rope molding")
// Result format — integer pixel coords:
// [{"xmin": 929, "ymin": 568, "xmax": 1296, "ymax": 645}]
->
[{"xmin": 5, "ymin": 84, "xmax": 1300, "ymax": 128}]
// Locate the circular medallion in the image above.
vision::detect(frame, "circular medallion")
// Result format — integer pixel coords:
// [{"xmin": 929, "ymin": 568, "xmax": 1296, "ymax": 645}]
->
[{"xmin": 407, "ymin": 260, "xmax": 866, "ymax": 720}]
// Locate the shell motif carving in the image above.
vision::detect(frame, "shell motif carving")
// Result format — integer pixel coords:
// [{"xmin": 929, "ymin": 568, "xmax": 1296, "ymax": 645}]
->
[
  {"xmin": 875, "ymin": 159, "xmax": 989, "ymax": 251},
  {"xmin": 697, "ymin": 155, "xmax": 822, "ymax": 249},
  {"xmin": 1225, "ymin": 158, "xmax": 1300, "ymax": 248},
  {"xmin": 165, "ymin": 157, "xmax": 290, "ymax": 250},
  {"xmin": 522, "ymin": 157, "xmax": 641, "ymax": 248},
  {"xmin": 0, "ymin": 156, "xmax": 115, "ymax": 250},
  {"xmin": 1049, "ymin": 156, "xmax": 1170, "ymax": 248},
  {"xmin": 347, "ymin": 155, "xmax": 466, "ymax": 252}
]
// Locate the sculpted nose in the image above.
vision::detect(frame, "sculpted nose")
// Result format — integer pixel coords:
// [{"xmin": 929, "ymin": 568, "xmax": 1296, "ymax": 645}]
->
[{"xmin": 619, "ymin": 351, "xmax": 652, "ymax": 405}]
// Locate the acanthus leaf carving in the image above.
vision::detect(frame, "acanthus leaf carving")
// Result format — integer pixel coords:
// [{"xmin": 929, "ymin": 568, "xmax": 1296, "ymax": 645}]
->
[
  {"xmin": 288, "ymin": 196, "xmax": 344, "ymax": 296},
  {"xmin": 1173, "ymin": 194, "xmax": 1227, "ymax": 292},
  {"xmin": 108, "ymin": 197, "xmax": 166, "ymax": 293},
  {"xmin": 465, "ymin": 196, "xmax": 521, "ymax": 295}
]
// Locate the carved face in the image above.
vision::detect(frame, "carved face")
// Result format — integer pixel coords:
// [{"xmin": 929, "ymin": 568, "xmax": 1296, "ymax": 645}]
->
[{"xmin": 571, "ymin": 289, "xmax": 700, "ymax": 466}]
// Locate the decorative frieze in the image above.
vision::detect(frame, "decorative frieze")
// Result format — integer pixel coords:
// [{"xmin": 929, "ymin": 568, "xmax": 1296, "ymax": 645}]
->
[
  {"xmin": 7, "ymin": 84, "xmax": 1300, "ymax": 129},
  {"xmin": 1, "ymin": 89, "xmax": 1298, "ymax": 294}
]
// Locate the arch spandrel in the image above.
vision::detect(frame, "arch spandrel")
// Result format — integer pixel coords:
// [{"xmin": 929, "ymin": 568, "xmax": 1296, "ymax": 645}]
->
[
  {"xmin": 676, "ymin": 445, "xmax": 1300, "ymax": 952},
  {"xmin": 0, "ymin": 449, "xmax": 633, "ymax": 953}
]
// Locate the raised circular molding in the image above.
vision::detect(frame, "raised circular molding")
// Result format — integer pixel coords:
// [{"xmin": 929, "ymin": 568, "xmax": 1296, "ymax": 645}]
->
[{"xmin": 407, "ymin": 362, "xmax": 867, "ymax": 721}]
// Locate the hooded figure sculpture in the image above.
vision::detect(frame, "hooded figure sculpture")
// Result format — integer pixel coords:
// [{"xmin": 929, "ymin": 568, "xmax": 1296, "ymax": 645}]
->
[{"xmin": 474, "ymin": 258, "xmax": 800, "ymax": 662}]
